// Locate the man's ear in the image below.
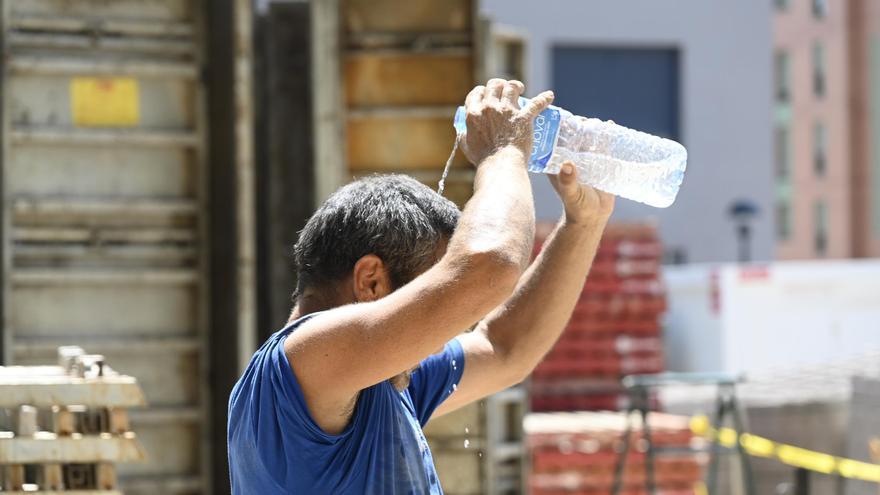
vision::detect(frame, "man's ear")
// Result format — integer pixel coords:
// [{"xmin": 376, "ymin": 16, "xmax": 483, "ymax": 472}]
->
[{"xmin": 352, "ymin": 254, "xmax": 392, "ymax": 302}]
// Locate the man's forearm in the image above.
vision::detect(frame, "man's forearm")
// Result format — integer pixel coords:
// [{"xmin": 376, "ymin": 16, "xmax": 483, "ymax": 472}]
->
[
  {"xmin": 480, "ymin": 214, "xmax": 608, "ymax": 376},
  {"xmin": 449, "ymin": 145, "xmax": 535, "ymax": 271}
]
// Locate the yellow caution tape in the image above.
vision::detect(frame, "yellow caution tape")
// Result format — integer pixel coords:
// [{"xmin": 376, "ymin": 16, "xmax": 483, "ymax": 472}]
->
[{"xmin": 690, "ymin": 415, "xmax": 880, "ymax": 483}]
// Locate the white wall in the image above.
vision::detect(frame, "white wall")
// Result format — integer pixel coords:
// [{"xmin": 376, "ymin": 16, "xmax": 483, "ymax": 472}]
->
[{"xmin": 481, "ymin": 0, "xmax": 775, "ymax": 263}]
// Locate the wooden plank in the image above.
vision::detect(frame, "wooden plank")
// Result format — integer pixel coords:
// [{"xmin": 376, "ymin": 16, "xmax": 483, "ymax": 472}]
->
[
  {"xmin": 0, "ymin": 377, "xmax": 146, "ymax": 407},
  {"xmin": 7, "ymin": 56, "xmax": 197, "ymax": 79},
  {"xmin": 0, "ymin": 434, "xmax": 146, "ymax": 463},
  {"xmin": 11, "ymin": 226, "xmax": 197, "ymax": 248},
  {"xmin": 14, "ymin": 245, "xmax": 196, "ymax": 265},
  {"xmin": 347, "ymin": 116, "xmax": 468, "ymax": 170},
  {"xmin": 10, "ymin": 127, "xmax": 199, "ymax": 148},
  {"xmin": 0, "ymin": 366, "xmax": 65, "ymax": 377},
  {"xmin": 40, "ymin": 463, "xmax": 65, "ymax": 490},
  {"xmin": 10, "ymin": 16, "xmax": 192, "ymax": 37},
  {"xmin": 9, "ymin": 32, "xmax": 195, "ymax": 56},
  {"xmin": 11, "ymin": 269, "xmax": 198, "ymax": 286},
  {"xmin": 351, "ymin": 167, "xmax": 473, "ymax": 184},
  {"xmin": 12, "ymin": 198, "xmax": 197, "ymax": 226},
  {"xmin": 14, "ymin": 336, "xmax": 200, "ymax": 356},
  {"xmin": 17, "ymin": 405, "xmax": 38, "ymax": 436},
  {"xmin": 96, "ymin": 463, "xmax": 116, "ymax": 490},
  {"xmin": 344, "ymin": 0, "xmax": 472, "ymax": 33},
  {"xmin": 54, "ymin": 407, "xmax": 75, "ymax": 436},
  {"xmin": 346, "ymin": 53, "xmax": 473, "ymax": 106},
  {"xmin": 3, "ymin": 491, "xmax": 120, "ymax": 495},
  {"xmin": 3, "ymin": 465, "xmax": 25, "ymax": 490},
  {"xmin": 347, "ymin": 31, "xmax": 470, "ymax": 51},
  {"xmin": 115, "ymin": 475, "xmax": 200, "ymax": 493},
  {"xmin": 348, "ymin": 105, "xmax": 457, "ymax": 120}
]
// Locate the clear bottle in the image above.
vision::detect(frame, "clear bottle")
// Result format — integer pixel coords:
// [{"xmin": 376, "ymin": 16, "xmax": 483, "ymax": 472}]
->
[{"xmin": 453, "ymin": 98, "xmax": 688, "ymax": 208}]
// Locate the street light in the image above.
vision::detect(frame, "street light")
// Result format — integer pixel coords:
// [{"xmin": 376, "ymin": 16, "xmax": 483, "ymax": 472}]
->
[{"xmin": 728, "ymin": 199, "xmax": 759, "ymax": 263}]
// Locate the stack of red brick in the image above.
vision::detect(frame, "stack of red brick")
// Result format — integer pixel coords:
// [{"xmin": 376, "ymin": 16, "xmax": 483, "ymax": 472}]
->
[
  {"xmin": 526, "ymin": 411, "xmax": 704, "ymax": 495},
  {"xmin": 530, "ymin": 223, "xmax": 666, "ymax": 412}
]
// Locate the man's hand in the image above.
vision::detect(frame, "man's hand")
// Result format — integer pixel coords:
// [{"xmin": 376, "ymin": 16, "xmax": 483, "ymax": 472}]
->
[
  {"xmin": 549, "ymin": 162, "xmax": 615, "ymax": 226},
  {"xmin": 461, "ymin": 79, "xmax": 554, "ymax": 165}
]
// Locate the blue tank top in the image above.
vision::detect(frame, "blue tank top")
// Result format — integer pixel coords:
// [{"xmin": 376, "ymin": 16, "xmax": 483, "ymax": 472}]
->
[{"xmin": 227, "ymin": 313, "xmax": 466, "ymax": 494}]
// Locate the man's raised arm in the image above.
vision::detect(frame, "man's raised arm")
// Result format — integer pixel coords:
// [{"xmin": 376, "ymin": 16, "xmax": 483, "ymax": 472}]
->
[
  {"xmin": 434, "ymin": 163, "xmax": 615, "ymax": 416},
  {"xmin": 284, "ymin": 79, "xmax": 554, "ymax": 430}
]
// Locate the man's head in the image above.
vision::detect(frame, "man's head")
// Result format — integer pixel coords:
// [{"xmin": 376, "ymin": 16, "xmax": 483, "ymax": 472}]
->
[{"xmin": 293, "ymin": 174, "xmax": 460, "ymax": 309}]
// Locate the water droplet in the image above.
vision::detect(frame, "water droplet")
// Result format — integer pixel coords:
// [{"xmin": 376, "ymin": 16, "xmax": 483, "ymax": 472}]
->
[{"xmin": 463, "ymin": 439, "xmax": 470, "ymax": 449}]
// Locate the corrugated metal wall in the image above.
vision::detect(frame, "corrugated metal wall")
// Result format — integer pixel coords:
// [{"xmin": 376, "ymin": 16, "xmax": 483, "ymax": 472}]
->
[{"xmin": 1, "ymin": 1, "xmax": 209, "ymax": 493}]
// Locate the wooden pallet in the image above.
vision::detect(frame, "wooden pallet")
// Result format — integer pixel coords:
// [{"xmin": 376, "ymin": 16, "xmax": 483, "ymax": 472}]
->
[{"xmin": 0, "ymin": 347, "xmax": 146, "ymax": 493}]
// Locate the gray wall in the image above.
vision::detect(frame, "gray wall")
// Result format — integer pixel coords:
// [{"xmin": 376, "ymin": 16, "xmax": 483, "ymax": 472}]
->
[{"xmin": 482, "ymin": 0, "xmax": 775, "ymax": 263}]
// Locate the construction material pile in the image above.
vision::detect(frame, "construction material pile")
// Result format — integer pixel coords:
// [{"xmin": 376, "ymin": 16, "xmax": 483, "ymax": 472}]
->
[
  {"xmin": 525, "ymin": 411, "xmax": 704, "ymax": 495},
  {"xmin": 530, "ymin": 223, "xmax": 666, "ymax": 412},
  {"xmin": 0, "ymin": 346, "xmax": 146, "ymax": 493}
]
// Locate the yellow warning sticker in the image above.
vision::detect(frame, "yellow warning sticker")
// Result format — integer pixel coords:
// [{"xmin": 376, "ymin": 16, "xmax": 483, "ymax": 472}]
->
[{"xmin": 70, "ymin": 77, "xmax": 140, "ymax": 127}]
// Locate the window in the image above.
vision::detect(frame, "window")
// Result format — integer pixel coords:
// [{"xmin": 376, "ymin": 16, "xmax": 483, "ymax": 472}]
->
[
  {"xmin": 813, "ymin": 0, "xmax": 828, "ymax": 18},
  {"xmin": 777, "ymin": 200, "xmax": 791, "ymax": 240},
  {"xmin": 814, "ymin": 200, "xmax": 828, "ymax": 255},
  {"xmin": 775, "ymin": 51, "xmax": 790, "ymax": 102},
  {"xmin": 775, "ymin": 126, "xmax": 790, "ymax": 179},
  {"xmin": 814, "ymin": 122, "xmax": 827, "ymax": 176},
  {"xmin": 813, "ymin": 42, "xmax": 826, "ymax": 97}
]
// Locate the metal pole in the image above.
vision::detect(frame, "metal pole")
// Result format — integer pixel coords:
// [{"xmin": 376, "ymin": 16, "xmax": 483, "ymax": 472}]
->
[
  {"xmin": 728, "ymin": 388, "xmax": 757, "ymax": 495},
  {"xmin": 794, "ymin": 468, "xmax": 810, "ymax": 495},
  {"xmin": 611, "ymin": 406, "xmax": 636, "ymax": 495},
  {"xmin": 638, "ymin": 388, "xmax": 657, "ymax": 495},
  {"xmin": 737, "ymin": 223, "xmax": 752, "ymax": 263},
  {"xmin": 706, "ymin": 389, "xmax": 728, "ymax": 494}
]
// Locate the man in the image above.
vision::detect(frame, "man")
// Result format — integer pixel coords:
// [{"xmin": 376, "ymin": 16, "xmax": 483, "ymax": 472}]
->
[{"xmin": 228, "ymin": 79, "xmax": 614, "ymax": 493}]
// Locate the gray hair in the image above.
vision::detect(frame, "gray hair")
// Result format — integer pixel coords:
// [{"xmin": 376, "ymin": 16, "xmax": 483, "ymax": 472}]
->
[{"xmin": 293, "ymin": 174, "xmax": 461, "ymax": 297}]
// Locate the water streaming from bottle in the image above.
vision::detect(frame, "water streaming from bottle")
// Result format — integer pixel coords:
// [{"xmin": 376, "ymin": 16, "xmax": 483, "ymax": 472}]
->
[{"xmin": 438, "ymin": 132, "xmax": 462, "ymax": 195}]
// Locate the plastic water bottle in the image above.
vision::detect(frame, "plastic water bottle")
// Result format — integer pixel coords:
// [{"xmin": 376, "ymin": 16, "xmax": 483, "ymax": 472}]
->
[{"xmin": 452, "ymin": 97, "xmax": 687, "ymax": 208}]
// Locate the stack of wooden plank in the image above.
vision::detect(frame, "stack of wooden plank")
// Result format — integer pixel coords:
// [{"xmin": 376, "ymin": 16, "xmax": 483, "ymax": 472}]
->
[
  {"xmin": 525, "ymin": 411, "xmax": 704, "ymax": 495},
  {"xmin": 530, "ymin": 223, "xmax": 666, "ymax": 412},
  {"xmin": 0, "ymin": 346, "xmax": 146, "ymax": 493}
]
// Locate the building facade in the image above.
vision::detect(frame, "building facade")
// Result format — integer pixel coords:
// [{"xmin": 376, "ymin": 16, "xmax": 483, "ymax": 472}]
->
[
  {"xmin": 481, "ymin": 0, "xmax": 775, "ymax": 264},
  {"xmin": 774, "ymin": 0, "xmax": 880, "ymax": 259}
]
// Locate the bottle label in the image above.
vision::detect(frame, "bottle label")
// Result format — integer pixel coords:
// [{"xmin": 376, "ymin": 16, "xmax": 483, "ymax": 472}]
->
[
  {"xmin": 453, "ymin": 101, "xmax": 561, "ymax": 172},
  {"xmin": 527, "ymin": 106, "xmax": 561, "ymax": 173}
]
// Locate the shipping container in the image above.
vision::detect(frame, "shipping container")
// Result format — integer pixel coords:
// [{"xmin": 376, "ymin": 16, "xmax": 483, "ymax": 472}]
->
[
  {"xmin": 664, "ymin": 260, "xmax": 880, "ymax": 375},
  {"xmin": 0, "ymin": 1, "xmax": 257, "ymax": 493}
]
